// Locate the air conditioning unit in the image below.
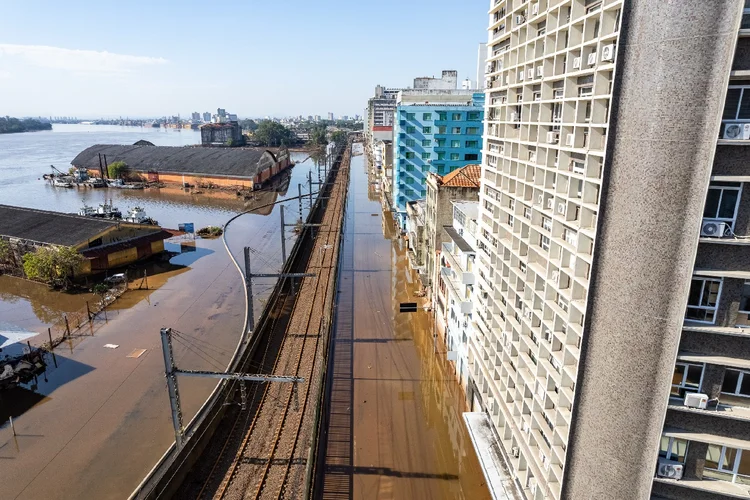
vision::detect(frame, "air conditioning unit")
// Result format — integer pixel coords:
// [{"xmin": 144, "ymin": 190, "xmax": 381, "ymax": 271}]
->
[
  {"xmin": 543, "ymin": 329, "xmax": 552, "ymax": 343},
  {"xmin": 536, "ymin": 66, "xmax": 543, "ymax": 77},
  {"xmin": 700, "ymin": 220, "xmax": 730, "ymax": 238},
  {"xmin": 656, "ymin": 458, "xmax": 684, "ymax": 480},
  {"xmin": 516, "ymin": 14, "xmax": 526, "ymax": 25},
  {"xmin": 723, "ymin": 123, "xmax": 750, "ymax": 140},
  {"xmin": 527, "ymin": 68, "xmax": 534, "ymax": 80},
  {"xmin": 546, "ymin": 198, "xmax": 554, "ymax": 209},
  {"xmin": 557, "ymin": 202, "xmax": 566, "ymax": 215},
  {"xmin": 684, "ymin": 392, "xmax": 709, "ymax": 409},
  {"xmin": 572, "ymin": 57, "xmax": 581, "ymax": 69},
  {"xmin": 601, "ymin": 44, "xmax": 615, "ymax": 62},
  {"xmin": 518, "ymin": 70, "xmax": 525, "ymax": 81},
  {"xmin": 566, "ymin": 133, "xmax": 575, "ymax": 147},
  {"xmin": 511, "ymin": 112, "xmax": 519, "ymax": 122},
  {"xmin": 547, "ymin": 131, "xmax": 559, "ymax": 144},
  {"xmin": 521, "ymin": 421, "xmax": 530, "ymax": 434},
  {"xmin": 524, "ymin": 309, "xmax": 533, "ymax": 320},
  {"xmin": 551, "ymin": 271, "xmax": 559, "ymax": 284},
  {"xmin": 587, "ymin": 52, "xmax": 597, "ymax": 65},
  {"xmin": 511, "ymin": 446, "xmax": 520, "ymax": 458},
  {"xmin": 531, "ymin": 2, "xmax": 539, "ymax": 15},
  {"xmin": 537, "ymin": 193, "xmax": 544, "ymax": 204}
]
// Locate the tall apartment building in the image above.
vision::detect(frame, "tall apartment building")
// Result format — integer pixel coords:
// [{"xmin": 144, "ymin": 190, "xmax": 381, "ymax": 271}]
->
[
  {"xmin": 414, "ymin": 70, "xmax": 459, "ymax": 90},
  {"xmin": 393, "ymin": 90, "xmax": 484, "ymax": 228},
  {"xmin": 467, "ymin": 1, "xmax": 748, "ymax": 499},
  {"xmin": 365, "ymin": 85, "xmax": 401, "ymax": 145}
]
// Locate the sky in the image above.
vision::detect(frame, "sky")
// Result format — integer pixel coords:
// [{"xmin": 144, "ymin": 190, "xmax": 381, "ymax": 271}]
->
[{"xmin": 0, "ymin": 0, "xmax": 489, "ymax": 119}]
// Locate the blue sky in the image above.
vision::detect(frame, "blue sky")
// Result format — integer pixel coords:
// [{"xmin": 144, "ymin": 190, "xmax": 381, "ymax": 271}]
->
[{"xmin": 0, "ymin": 0, "xmax": 488, "ymax": 118}]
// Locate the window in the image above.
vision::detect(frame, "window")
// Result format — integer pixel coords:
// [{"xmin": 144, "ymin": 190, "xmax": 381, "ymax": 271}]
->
[
  {"xmin": 436, "ymin": 139, "xmax": 446, "ymax": 147},
  {"xmin": 465, "ymin": 154, "xmax": 479, "ymax": 161},
  {"xmin": 468, "ymin": 111, "xmax": 481, "ymax": 121},
  {"xmin": 542, "ymin": 216, "xmax": 552, "ymax": 231},
  {"xmin": 671, "ymin": 362, "xmax": 703, "ymax": 398},
  {"xmin": 741, "ymin": 282, "xmax": 750, "ymax": 314},
  {"xmin": 437, "ymin": 152, "xmax": 446, "ymax": 160},
  {"xmin": 437, "ymin": 125, "xmax": 447, "ymax": 134},
  {"xmin": 584, "ymin": 101, "xmax": 592, "ymax": 122},
  {"xmin": 405, "ymin": 152, "xmax": 415, "ymax": 159},
  {"xmin": 452, "ymin": 127, "xmax": 462, "ymax": 134},
  {"xmin": 578, "ymin": 85, "xmax": 593, "ymax": 97},
  {"xmin": 405, "ymin": 163, "xmax": 415, "ymax": 172},
  {"xmin": 466, "ymin": 140, "xmax": 479, "ymax": 148},
  {"xmin": 437, "ymin": 112, "xmax": 447, "ymax": 120},
  {"xmin": 705, "ymin": 445, "xmax": 750, "ymax": 485},
  {"xmin": 540, "ymin": 235, "xmax": 551, "ymax": 251},
  {"xmin": 467, "ymin": 127, "xmax": 480, "ymax": 134},
  {"xmin": 406, "ymin": 139, "xmax": 416, "ymax": 147},
  {"xmin": 435, "ymin": 163, "xmax": 447, "ymax": 175},
  {"xmin": 423, "ymin": 113, "xmax": 432, "ymax": 121},
  {"xmin": 659, "ymin": 437, "xmax": 688, "ymax": 464},
  {"xmin": 406, "ymin": 112, "xmax": 415, "ymax": 120},
  {"xmin": 421, "ymin": 152, "xmax": 431, "ymax": 160},
  {"xmin": 450, "ymin": 153, "xmax": 460, "ymax": 160},
  {"xmin": 452, "ymin": 113, "xmax": 462, "ymax": 120},
  {"xmin": 722, "ymin": 369, "xmax": 750, "ymax": 397},
  {"xmin": 685, "ymin": 278, "xmax": 722, "ymax": 323},
  {"xmin": 451, "ymin": 140, "xmax": 461, "ymax": 148},
  {"xmin": 407, "ymin": 126, "xmax": 416, "ymax": 133},
  {"xmin": 422, "ymin": 139, "xmax": 431, "ymax": 147},
  {"xmin": 704, "ymin": 182, "xmax": 741, "ymax": 228},
  {"xmin": 723, "ymin": 87, "xmax": 750, "ymax": 121},
  {"xmin": 423, "ymin": 126, "xmax": 432, "ymax": 134}
]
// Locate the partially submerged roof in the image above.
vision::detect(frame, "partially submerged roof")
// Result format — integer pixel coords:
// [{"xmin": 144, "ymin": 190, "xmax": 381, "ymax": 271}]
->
[
  {"xmin": 71, "ymin": 145, "xmax": 281, "ymax": 178},
  {"xmin": 0, "ymin": 204, "xmax": 119, "ymax": 246},
  {"xmin": 439, "ymin": 164, "xmax": 481, "ymax": 188}
]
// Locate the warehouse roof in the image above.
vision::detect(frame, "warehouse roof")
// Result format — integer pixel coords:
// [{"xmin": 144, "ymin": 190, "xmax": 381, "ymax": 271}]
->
[
  {"xmin": 71, "ymin": 145, "xmax": 282, "ymax": 178},
  {"xmin": 0, "ymin": 204, "xmax": 119, "ymax": 246}
]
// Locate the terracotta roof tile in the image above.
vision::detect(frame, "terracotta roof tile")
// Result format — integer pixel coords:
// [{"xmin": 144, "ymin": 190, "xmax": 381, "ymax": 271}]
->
[{"xmin": 439, "ymin": 164, "xmax": 481, "ymax": 187}]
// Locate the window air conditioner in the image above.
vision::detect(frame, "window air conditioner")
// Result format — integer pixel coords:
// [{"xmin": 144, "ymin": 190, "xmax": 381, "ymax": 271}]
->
[
  {"xmin": 543, "ymin": 329, "xmax": 552, "ymax": 343},
  {"xmin": 551, "ymin": 271, "xmax": 559, "ymax": 284},
  {"xmin": 537, "ymin": 193, "xmax": 544, "ymax": 204},
  {"xmin": 516, "ymin": 14, "xmax": 526, "ymax": 25},
  {"xmin": 723, "ymin": 123, "xmax": 750, "ymax": 140},
  {"xmin": 557, "ymin": 202, "xmax": 566, "ymax": 215},
  {"xmin": 518, "ymin": 70, "xmax": 525, "ymax": 81},
  {"xmin": 531, "ymin": 3, "xmax": 539, "ymax": 15},
  {"xmin": 546, "ymin": 198, "xmax": 554, "ymax": 209},
  {"xmin": 656, "ymin": 458, "xmax": 684, "ymax": 480},
  {"xmin": 536, "ymin": 66, "xmax": 543, "ymax": 77},
  {"xmin": 684, "ymin": 392, "xmax": 709, "ymax": 409},
  {"xmin": 572, "ymin": 57, "xmax": 581, "ymax": 69},
  {"xmin": 511, "ymin": 112, "xmax": 519, "ymax": 122},
  {"xmin": 527, "ymin": 68, "xmax": 534, "ymax": 80},
  {"xmin": 547, "ymin": 131, "xmax": 559, "ymax": 144},
  {"xmin": 601, "ymin": 44, "xmax": 615, "ymax": 62},
  {"xmin": 525, "ymin": 309, "xmax": 533, "ymax": 320},
  {"xmin": 511, "ymin": 446, "xmax": 520, "ymax": 458},
  {"xmin": 700, "ymin": 220, "xmax": 730, "ymax": 238},
  {"xmin": 587, "ymin": 52, "xmax": 597, "ymax": 65},
  {"xmin": 566, "ymin": 133, "xmax": 575, "ymax": 147}
]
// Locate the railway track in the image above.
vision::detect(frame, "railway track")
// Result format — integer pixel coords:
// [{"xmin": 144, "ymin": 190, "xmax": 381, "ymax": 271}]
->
[{"xmin": 185, "ymin": 144, "xmax": 350, "ymax": 500}]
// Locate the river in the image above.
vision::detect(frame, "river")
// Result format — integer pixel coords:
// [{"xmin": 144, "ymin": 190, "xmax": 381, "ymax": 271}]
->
[{"xmin": 0, "ymin": 124, "xmax": 325, "ymax": 499}]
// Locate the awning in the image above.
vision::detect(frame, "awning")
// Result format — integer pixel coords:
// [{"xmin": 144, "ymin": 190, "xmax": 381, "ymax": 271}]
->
[
  {"xmin": 677, "ymin": 351, "xmax": 750, "ymax": 371},
  {"xmin": 693, "ymin": 269, "xmax": 750, "ymax": 280}
]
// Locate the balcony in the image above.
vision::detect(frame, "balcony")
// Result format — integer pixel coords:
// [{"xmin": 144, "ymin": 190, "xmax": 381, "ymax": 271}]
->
[{"xmin": 440, "ymin": 267, "xmax": 473, "ymax": 314}]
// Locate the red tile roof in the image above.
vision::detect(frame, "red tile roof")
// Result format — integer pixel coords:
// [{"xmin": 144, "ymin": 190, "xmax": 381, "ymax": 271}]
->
[{"xmin": 439, "ymin": 164, "xmax": 481, "ymax": 187}]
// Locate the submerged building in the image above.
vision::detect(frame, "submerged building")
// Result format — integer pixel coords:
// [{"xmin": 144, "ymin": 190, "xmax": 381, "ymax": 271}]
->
[
  {"xmin": 465, "ymin": 1, "xmax": 750, "ymax": 500},
  {"xmin": 71, "ymin": 144, "xmax": 291, "ymax": 190}
]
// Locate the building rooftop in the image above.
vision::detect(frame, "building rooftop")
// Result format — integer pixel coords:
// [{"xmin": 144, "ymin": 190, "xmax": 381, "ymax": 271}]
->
[
  {"xmin": 444, "ymin": 225, "xmax": 473, "ymax": 253},
  {"xmin": 72, "ymin": 145, "xmax": 282, "ymax": 179},
  {"xmin": 0, "ymin": 204, "xmax": 119, "ymax": 246},
  {"xmin": 453, "ymin": 201, "xmax": 479, "ymax": 220},
  {"xmin": 439, "ymin": 164, "xmax": 481, "ymax": 188}
]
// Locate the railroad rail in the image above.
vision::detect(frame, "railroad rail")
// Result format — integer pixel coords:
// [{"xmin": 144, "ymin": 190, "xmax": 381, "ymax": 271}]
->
[{"xmin": 171, "ymin": 143, "xmax": 351, "ymax": 500}]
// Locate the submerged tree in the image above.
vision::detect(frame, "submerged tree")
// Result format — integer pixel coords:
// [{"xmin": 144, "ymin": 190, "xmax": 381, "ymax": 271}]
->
[
  {"xmin": 107, "ymin": 160, "xmax": 130, "ymax": 179},
  {"xmin": 22, "ymin": 246, "xmax": 84, "ymax": 289}
]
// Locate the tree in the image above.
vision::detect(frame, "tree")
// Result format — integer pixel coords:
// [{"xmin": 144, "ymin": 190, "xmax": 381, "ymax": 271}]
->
[
  {"xmin": 240, "ymin": 119, "xmax": 258, "ymax": 132},
  {"xmin": 22, "ymin": 246, "xmax": 84, "ymax": 289},
  {"xmin": 308, "ymin": 125, "xmax": 328, "ymax": 147},
  {"xmin": 331, "ymin": 131, "xmax": 348, "ymax": 147},
  {"xmin": 253, "ymin": 120, "xmax": 295, "ymax": 147},
  {"xmin": 107, "ymin": 160, "xmax": 129, "ymax": 179}
]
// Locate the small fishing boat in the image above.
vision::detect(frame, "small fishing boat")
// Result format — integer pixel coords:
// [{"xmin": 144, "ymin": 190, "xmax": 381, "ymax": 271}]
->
[
  {"xmin": 77, "ymin": 201, "xmax": 122, "ymax": 219},
  {"xmin": 107, "ymin": 179, "xmax": 144, "ymax": 190},
  {"xmin": 52, "ymin": 178, "xmax": 73, "ymax": 188},
  {"xmin": 85, "ymin": 177, "xmax": 106, "ymax": 188},
  {"xmin": 123, "ymin": 206, "xmax": 158, "ymax": 225}
]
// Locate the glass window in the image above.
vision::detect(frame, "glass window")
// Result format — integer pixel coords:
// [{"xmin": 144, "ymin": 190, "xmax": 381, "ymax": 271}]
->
[
  {"xmin": 421, "ymin": 152, "xmax": 431, "ymax": 160},
  {"xmin": 468, "ymin": 111, "xmax": 480, "ymax": 120},
  {"xmin": 452, "ymin": 127, "xmax": 462, "ymax": 134},
  {"xmin": 423, "ymin": 113, "xmax": 432, "ymax": 121},
  {"xmin": 670, "ymin": 362, "xmax": 703, "ymax": 398},
  {"xmin": 740, "ymin": 282, "xmax": 750, "ymax": 313},
  {"xmin": 406, "ymin": 112, "xmax": 415, "ymax": 120},
  {"xmin": 467, "ymin": 127, "xmax": 480, "ymax": 134},
  {"xmin": 437, "ymin": 112, "xmax": 447, "ymax": 120},
  {"xmin": 437, "ymin": 152, "xmax": 446, "ymax": 160},
  {"xmin": 423, "ymin": 126, "xmax": 432, "ymax": 134},
  {"xmin": 437, "ymin": 126, "xmax": 447, "ymax": 134},
  {"xmin": 659, "ymin": 436, "xmax": 688, "ymax": 463},
  {"xmin": 722, "ymin": 369, "xmax": 750, "ymax": 397},
  {"xmin": 405, "ymin": 152, "xmax": 415, "ymax": 159},
  {"xmin": 540, "ymin": 235, "xmax": 550, "ymax": 251},
  {"xmin": 436, "ymin": 139, "xmax": 446, "ymax": 147},
  {"xmin": 703, "ymin": 183, "xmax": 741, "ymax": 225},
  {"xmin": 450, "ymin": 153, "xmax": 460, "ymax": 160},
  {"xmin": 465, "ymin": 154, "xmax": 479, "ymax": 161},
  {"xmin": 451, "ymin": 140, "xmax": 461, "ymax": 148},
  {"xmin": 406, "ymin": 139, "xmax": 415, "ymax": 147},
  {"xmin": 422, "ymin": 139, "xmax": 431, "ymax": 147},
  {"xmin": 685, "ymin": 278, "xmax": 722, "ymax": 323},
  {"xmin": 466, "ymin": 141, "xmax": 479, "ymax": 148},
  {"xmin": 406, "ymin": 126, "xmax": 416, "ymax": 133},
  {"xmin": 723, "ymin": 88, "xmax": 750, "ymax": 120},
  {"xmin": 452, "ymin": 113, "xmax": 462, "ymax": 120}
]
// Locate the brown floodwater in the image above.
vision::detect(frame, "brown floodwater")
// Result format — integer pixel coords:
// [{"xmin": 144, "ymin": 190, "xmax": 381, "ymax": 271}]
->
[{"xmin": 320, "ymin": 145, "xmax": 489, "ymax": 499}]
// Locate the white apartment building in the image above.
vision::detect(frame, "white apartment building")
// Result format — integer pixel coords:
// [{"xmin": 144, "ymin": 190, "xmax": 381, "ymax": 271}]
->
[
  {"xmin": 466, "ymin": 1, "xmax": 750, "ymax": 500},
  {"xmin": 437, "ymin": 201, "xmax": 479, "ymax": 392}
]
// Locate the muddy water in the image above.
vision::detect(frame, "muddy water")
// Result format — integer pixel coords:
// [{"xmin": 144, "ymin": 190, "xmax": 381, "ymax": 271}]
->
[
  {"xmin": 321, "ymin": 145, "xmax": 489, "ymax": 499},
  {"xmin": 0, "ymin": 125, "xmax": 329, "ymax": 499}
]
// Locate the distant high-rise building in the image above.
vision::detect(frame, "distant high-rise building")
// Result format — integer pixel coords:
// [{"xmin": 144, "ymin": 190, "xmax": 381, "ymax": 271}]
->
[
  {"xmin": 191, "ymin": 112, "xmax": 200, "ymax": 122},
  {"xmin": 342, "ymin": 115, "xmax": 349, "ymax": 121},
  {"xmin": 202, "ymin": 112, "xmax": 211, "ymax": 122},
  {"xmin": 461, "ymin": 78, "xmax": 473, "ymax": 90},
  {"xmin": 307, "ymin": 115, "xmax": 313, "ymax": 121},
  {"xmin": 413, "ymin": 70, "xmax": 458, "ymax": 90},
  {"xmin": 217, "ymin": 108, "xmax": 226, "ymax": 119},
  {"xmin": 314, "ymin": 115, "xmax": 321, "ymax": 122},
  {"xmin": 327, "ymin": 112, "xmax": 334, "ymax": 121}
]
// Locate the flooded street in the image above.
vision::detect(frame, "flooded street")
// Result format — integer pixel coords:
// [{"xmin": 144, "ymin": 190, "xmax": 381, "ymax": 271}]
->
[
  {"xmin": 0, "ymin": 125, "xmax": 327, "ymax": 499},
  {"xmin": 320, "ymin": 145, "xmax": 489, "ymax": 499}
]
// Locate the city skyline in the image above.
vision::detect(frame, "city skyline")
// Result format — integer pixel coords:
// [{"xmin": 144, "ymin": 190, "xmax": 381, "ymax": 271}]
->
[{"xmin": 0, "ymin": 0, "xmax": 487, "ymax": 118}]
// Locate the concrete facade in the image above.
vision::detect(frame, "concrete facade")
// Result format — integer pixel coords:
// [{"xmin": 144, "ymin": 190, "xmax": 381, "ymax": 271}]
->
[
  {"xmin": 392, "ymin": 91, "xmax": 484, "ymax": 228},
  {"xmin": 414, "ymin": 70, "xmax": 458, "ymax": 90},
  {"xmin": 469, "ymin": 1, "xmax": 748, "ymax": 499}
]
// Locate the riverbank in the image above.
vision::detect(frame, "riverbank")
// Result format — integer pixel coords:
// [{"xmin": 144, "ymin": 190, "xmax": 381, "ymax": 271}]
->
[{"xmin": 0, "ymin": 117, "xmax": 52, "ymax": 134}]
